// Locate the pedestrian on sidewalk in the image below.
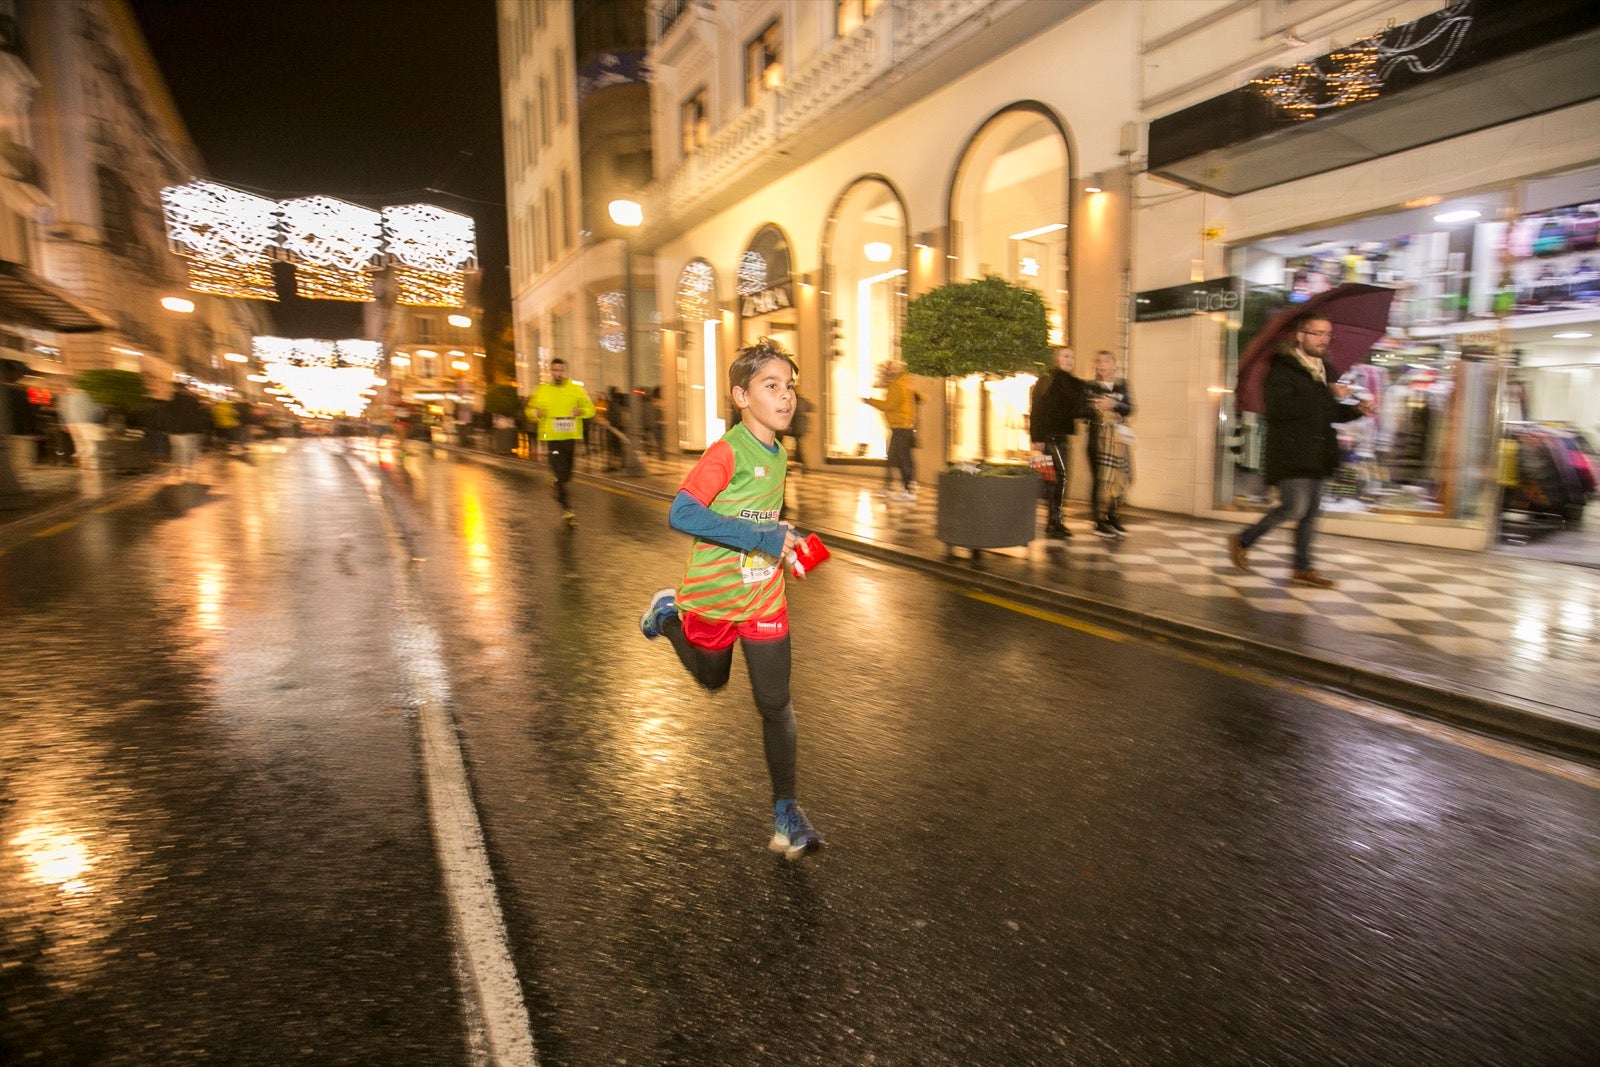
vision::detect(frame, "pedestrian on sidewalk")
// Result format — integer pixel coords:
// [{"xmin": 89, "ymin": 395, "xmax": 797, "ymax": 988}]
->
[
  {"xmin": 526, "ymin": 357, "xmax": 595, "ymax": 527},
  {"xmin": 1087, "ymin": 350, "xmax": 1134, "ymax": 538},
  {"xmin": 863, "ymin": 358, "xmax": 920, "ymax": 500},
  {"xmin": 58, "ymin": 384, "xmax": 105, "ymax": 469},
  {"xmin": 639, "ymin": 337, "xmax": 825, "ymax": 861},
  {"xmin": 1228, "ymin": 314, "xmax": 1374, "ymax": 587},
  {"xmin": 1030, "ymin": 345, "xmax": 1091, "ymax": 539},
  {"xmin": 783, "ymin": 365, "xmax": 812, "ymax": 472},
  {"xmin": 212, "ymin": 397, "xmax": 240, "ymax": 454},
  {"xmin": 169, "ymin": 384, "xmax": 208, "ymax": 475}
]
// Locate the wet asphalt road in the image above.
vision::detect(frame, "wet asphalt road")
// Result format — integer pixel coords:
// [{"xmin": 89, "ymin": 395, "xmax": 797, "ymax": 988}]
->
[{"xmin": 2, "ymin": 439, "xmax": 1598, "ymax": 1066}]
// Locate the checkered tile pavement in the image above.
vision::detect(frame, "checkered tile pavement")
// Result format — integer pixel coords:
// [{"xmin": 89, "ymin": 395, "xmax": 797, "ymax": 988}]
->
[{"xmin": 780, "ymin": 477, "xmax": 1599, "ymax": 679}]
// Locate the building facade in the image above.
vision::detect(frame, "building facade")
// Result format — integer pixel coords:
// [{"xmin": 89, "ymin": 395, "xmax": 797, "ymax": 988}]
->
[
  {"xmin": 1138, "ymin": 0, "xmax": 1600, "ymax": 553},
  {"xmin": 500, "ymin": 0, "xmax": 656, "ymax": 418},
  {"xmin": 508, "ymin": 0, "xmax": 1599, "ymax": 556},
  {"xmin": 638, "ymin": 0, "xmax": 1127, "ymax": 477},
  {"xmin": 9, "ymin": 0, "xmax": 264, "ymax": 400}
]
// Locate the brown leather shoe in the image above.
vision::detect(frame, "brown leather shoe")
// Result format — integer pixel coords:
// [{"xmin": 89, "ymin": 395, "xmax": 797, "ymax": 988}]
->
[
  {"xmin": 1227, "ymin": 533, "xmax": 1251, "ymax": 573},
  {"xmin": 1290, "ymin": 569, "xmax": 1336, "ymax": 588}
]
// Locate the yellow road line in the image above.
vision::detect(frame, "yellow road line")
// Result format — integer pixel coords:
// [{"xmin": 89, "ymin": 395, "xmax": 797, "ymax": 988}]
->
[
  {"xmin": 962, "ymin": 589, "xmax": 1127, "ymax": 642},
  {"xmin": 0, "ymin": 481, "xmax": 164, "ymax": 557},
  {"xmin": 965, "ymin": 588, "xmax": 1600, "ymax": 789}
]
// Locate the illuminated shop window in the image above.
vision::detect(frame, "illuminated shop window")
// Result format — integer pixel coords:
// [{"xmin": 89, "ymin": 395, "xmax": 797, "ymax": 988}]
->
[
  {"xmin": 951, "ymin": 107, "xmax": 1070, "ymax": 462},
  {"xmin": 822, "ymin": 178, "xmax": 906, "ymax": 463}
]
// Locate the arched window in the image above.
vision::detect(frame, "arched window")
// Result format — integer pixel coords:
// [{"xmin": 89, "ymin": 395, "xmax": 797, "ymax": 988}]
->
[
  {"xmin": 821, "ymin": 176, "xmax": 907, "ymax": 461},
  {"xmin": 949, "ymin": 105, "xmax": 1071, "ymax": 461},
  {"xmin": 737, "ymin": 224, "xmax": 796, "ymax": 350}
]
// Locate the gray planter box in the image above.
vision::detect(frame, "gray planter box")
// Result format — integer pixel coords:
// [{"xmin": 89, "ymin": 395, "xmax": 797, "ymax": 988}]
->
[
  {"xmin": 91, "ymin": 436, "xmax": 154, "ymax": 474},
  {"xmin": 935, "ymin": 468, "xmax": 1039, "ymax": 549}
]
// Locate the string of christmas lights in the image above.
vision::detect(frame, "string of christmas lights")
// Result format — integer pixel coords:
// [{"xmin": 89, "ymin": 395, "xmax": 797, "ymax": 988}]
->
[
  {"xmin": 393, "ymin": 265, "xmax": 466, "ymax": 308},
  {"xmin": 253, "ymin": 335, "xmax": 386, "ymax": 417},
  {"xmin": 292, "ymin": 262, "xmax": 373, "ymax": 302},
  {"xmin": 162, "ymin": 180, "xmax": 281, "ymax": 301},
  {"xmin": 280, "ymin": 196, "xmax": 382, "ymax": 301},
  {"xmin": 185, "ymin": 256, "xmax": 277, "ymax": 302},
  {"xmin": 161, "ymin": 181, "xmax": 479, "ymax": 306}
]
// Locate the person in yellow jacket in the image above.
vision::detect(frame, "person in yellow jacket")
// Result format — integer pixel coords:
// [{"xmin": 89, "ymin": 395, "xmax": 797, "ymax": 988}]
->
[
  {"xmin": 525, "ymin": 357, "xmax": 596, "ymax": 526},
  {"xmin": 862, "ymin": 359, "xmax": 920, "ymax": 498}
]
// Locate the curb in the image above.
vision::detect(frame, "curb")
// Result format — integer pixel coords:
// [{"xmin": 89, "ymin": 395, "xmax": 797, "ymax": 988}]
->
[{"xmin": 0, "ymin": 469, "xmax": 166, "ymax": 554}]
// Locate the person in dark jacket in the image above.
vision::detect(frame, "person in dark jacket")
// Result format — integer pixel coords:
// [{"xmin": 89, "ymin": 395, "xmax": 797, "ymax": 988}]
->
[
  {"xmin": 1228, "ymin": 315, "xmax": 1373, "ymax": 587},
  {"xmin": 168, "ymin": 384, "xmax": 208, "ymax": 473},
  {"xmin": 1030, "ymin": 346, "xmax": 1091, "ymax": 538}
]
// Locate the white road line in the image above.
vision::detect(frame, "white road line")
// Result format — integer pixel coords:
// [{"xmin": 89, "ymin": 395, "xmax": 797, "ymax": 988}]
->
[{"xmin": 348, "ymin": 455, "xmax": 539, "ymax": 1066}]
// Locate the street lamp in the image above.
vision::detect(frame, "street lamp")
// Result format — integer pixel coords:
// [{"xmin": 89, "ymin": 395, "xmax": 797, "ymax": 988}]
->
[{"xmin": 608, "ymin": 198, "xmax": 646, "ymax": 474}]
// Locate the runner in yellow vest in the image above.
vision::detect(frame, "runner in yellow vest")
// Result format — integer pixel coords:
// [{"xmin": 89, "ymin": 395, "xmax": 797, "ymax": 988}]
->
[{"xmin": 525, "ymin": 357, "xmax": 595, "ymax": 527}]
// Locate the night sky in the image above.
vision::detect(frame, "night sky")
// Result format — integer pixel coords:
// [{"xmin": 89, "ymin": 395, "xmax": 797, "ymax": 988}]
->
[{"xmin": 128, "ymin": 0, "xmax": 508, "ymax": 338}]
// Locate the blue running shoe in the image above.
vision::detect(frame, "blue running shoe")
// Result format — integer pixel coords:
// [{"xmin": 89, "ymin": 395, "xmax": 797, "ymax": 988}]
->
[
  {"xmin": 639, "ymin": 588, "xmax": 677, "ymax": 640},
  {"xmin": 770, "ymin": 800, "xmax": 824, "ymax": 860}
]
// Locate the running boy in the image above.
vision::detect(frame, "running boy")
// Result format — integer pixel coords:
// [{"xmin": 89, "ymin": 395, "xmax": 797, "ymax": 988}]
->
[{"xmin": 638, "ymin": 338, "xmax": 824, "ymax": 860}]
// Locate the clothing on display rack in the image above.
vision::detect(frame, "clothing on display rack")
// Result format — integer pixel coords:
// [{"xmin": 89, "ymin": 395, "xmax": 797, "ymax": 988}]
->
[{"xmin": 1500, "ymin": 422, "xmax": 1596, "ymax": 525}]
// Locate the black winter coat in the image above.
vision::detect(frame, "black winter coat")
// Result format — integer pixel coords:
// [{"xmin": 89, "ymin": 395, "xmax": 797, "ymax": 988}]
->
[
  {"xmin": 1261, "ymin": 351, "xmax": 1363, "ymax": 485},
  {"xmin": 1030, "ymin": 369, "xmax": 1089, "ymax": 440},
  {"xmin": 169, "ymin": 390, "xmax": 209, "ymax": 434}
]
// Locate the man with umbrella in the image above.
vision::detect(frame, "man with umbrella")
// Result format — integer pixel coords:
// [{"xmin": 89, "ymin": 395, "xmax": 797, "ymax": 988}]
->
[{"xmin": 1228, "ymin": 313, "xmax": 1374, "ymax": 587}]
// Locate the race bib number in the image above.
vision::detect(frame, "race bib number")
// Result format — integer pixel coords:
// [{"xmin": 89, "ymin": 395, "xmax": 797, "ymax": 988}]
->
[
  {"xmin": 551, "ymin": 417, "xmax": 576, "ymax": 434},
  {"xmin": 739, "ymin": 550, "xmax": 779, "ymax": 585}
]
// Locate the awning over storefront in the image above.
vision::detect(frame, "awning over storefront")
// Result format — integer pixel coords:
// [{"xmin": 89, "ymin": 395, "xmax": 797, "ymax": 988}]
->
[
  {"xmin": 0, "ymin": 259, "xmax": 110, "ymax": 333},
  {"xmin": 1147, "ymin": 0, "xmax": 1600, "ymax": 197}
]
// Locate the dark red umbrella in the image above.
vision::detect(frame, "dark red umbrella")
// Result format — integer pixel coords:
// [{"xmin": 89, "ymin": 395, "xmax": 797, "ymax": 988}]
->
[{"xmin": 1235, "ymin": 283, "xmax": 1397, "ymax": 414}]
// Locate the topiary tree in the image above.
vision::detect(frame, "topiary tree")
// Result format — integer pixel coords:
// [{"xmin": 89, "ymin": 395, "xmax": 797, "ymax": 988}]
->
[
  {"xmin": 900, "ymin": 274, "xmax": 1050, "ymax": 462},
  {"xmin": 484, "ymin": 383, "xmax": 522, "ymax": 419},
  {"xmin": 76, "ymin": 368, "xmax": 149, "ymax": 431}
]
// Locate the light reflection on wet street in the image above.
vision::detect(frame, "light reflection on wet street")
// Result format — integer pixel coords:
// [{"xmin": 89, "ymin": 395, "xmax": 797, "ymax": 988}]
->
[{"xmin": 3, "ymin": 439, "xmax": 1598, "ymax": 1065}]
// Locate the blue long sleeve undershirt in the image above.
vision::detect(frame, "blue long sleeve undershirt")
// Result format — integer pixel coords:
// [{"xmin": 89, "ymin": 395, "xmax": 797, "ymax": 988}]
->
[{"xmin": 669, "ymin": 490, "xmax": 788, "ymax": 559}]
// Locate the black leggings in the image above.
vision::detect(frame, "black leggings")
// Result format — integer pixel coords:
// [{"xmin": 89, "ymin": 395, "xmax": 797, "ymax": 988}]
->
[
  {"xmin": 663, "ymin": 617, "xmax": 797, "ymax": 802},
  {"xmin": 1044, "ymin": 435, "xmax": 1071, "ymax": 523},
  {"xmin": 546, "ymin": 439, "xmax": 575, "ymax": 507}
]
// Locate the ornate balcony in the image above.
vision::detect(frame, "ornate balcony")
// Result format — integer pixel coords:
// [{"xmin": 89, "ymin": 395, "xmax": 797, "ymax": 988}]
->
[{"xmin": 646, "ymin": 0, "xmax": 1083, "ymax": 236}]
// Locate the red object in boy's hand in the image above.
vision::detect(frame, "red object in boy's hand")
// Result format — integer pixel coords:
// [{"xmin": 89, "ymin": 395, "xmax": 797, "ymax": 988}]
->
[{"xmin": 789, "ymin": 533, "xmax": 830, "ymax": 577}]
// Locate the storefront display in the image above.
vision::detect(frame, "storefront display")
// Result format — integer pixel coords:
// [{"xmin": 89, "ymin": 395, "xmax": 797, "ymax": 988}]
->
[
  {"xmin": 1219, "ymin": 196, "xmax": 1507, "ymax": 524},
  {"xmin": 822, "ymin": 179, "xmax": 907, "ymax": 462},
  {"xmin": 949, "ymin": 106, "xmax": 1069, "ymax": 463}
]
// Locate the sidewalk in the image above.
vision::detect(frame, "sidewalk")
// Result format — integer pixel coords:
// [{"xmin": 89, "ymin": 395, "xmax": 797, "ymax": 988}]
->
[
  {"xmin": 0, "ymin": 461, "xmax": 158, "ymax": 550},
  {"xmin": 7, "ymin": 441, "xmax": 1596, "ymax": 762},
  {"xmin": 551, "ymin": 447, "xmax": 1600, "ymax": 762}
]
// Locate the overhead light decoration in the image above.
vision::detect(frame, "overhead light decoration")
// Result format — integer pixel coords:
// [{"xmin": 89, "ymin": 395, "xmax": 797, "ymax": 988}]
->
[
  {"xmin": 161, "ymin": 180, "xmax": 280, "ymax": 301},
  {"xmin": 335, "ymin": 339, "xmax": 384, "ymax": 367},
  {"xmin": 383, "ymin": 204, "xmax": 477, "ymax": 307},
  {"xmin": 252, "ymin": 335, "xmax": 385, "ymax": 416},
  {"xmin": 162, "ymin": 181, "xmax": 479, "ymax": 307},
  {"xmin": 597, "ymin": 290, "xmax": 626, "ymax": 352},
  {"xmin": 864, "ymin": 241, "xmax": 892, "ymax": 263},
  {"xmin": 278, "ymin": 196, "xmax": 382, "ymax": 302},
  {"xmin": 1249, "ymin": 2, "xmax": 1471, "ymax": 121}
]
